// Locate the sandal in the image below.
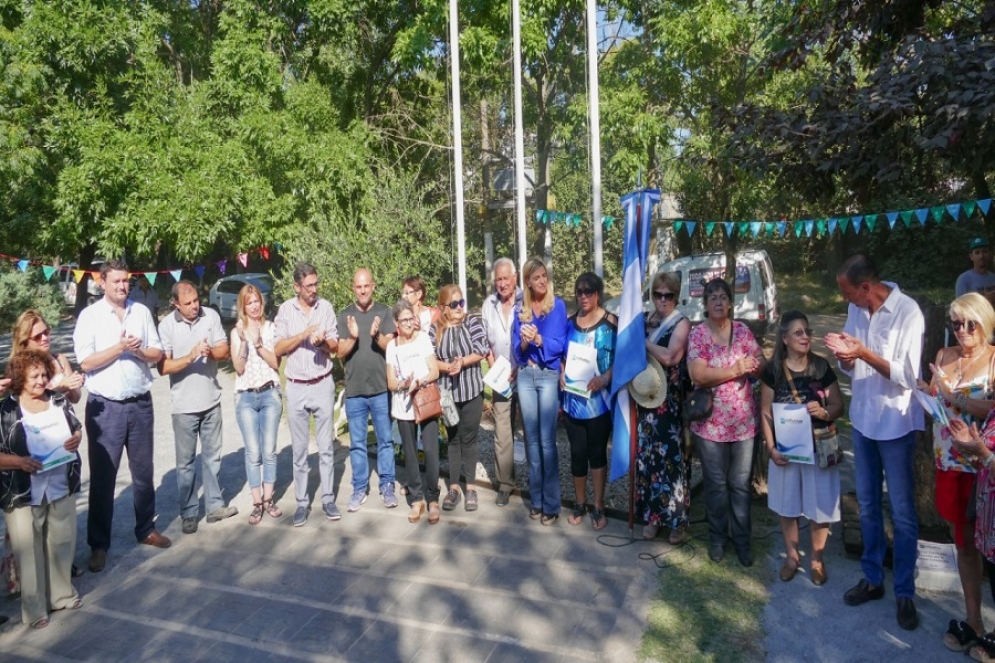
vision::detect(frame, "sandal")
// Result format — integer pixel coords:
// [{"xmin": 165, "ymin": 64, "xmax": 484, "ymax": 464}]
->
[
  {"xmin": 264, "ymin": 499, "xmax": 283, "ymax": 518},
  {"xmin": 529, "ymin": 507, "xmax": 542, "ymax": 520},
  {"xmin": 668, "ymin": 528, "xmax": 688, "ymax": 545},
  {"xmin": 248, "ymin": 502, "xmax": 264, "ymax": 526},
  {"xmin": 31, "ymin": 617, "xmax": 49, "ymax": 629},
  {"xmin": 970, "ymin": 632, "xmax": 995, "ymax": 662},
  {"xmin": 590, "ymin": 508, "xmax": 607, "ymax": 530},
  {"xmin": 944, "ymin": 619, "xmax": 980, "ymax": 653},
  {"xmin": 541, "ymin": 513, "xmax": 559, "ymax": 526},
  {"xmin": 568, "ymin": 503, "xmax": 587, "ymax": 526}
]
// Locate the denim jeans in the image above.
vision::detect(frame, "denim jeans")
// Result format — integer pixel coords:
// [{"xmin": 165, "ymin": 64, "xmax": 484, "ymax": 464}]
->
[
  {"xmin": 173, "ymin": 404, "xmax": 225, "ymax": 518},
  {"xmin": 346, "ymin": 392, "xmax": 395, "ymax": 492},
  {"xmin": 518, "ymin": 366, "xmax": 561, "ymax": 515},
  {"xmin": 235, "ymin": 386, "xmax": 283, "ymax": 489},
  {"xmin": 853, "ymin": 428, "xmax": 919, "ymax": 598},
  {"xmin": 695, "ymin": 435, "xmax": 754, "ymax": 551}
]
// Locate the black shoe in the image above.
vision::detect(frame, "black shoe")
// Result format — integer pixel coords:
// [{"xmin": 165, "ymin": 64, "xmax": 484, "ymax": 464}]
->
[
  {"xmin": 844, "ymin": 579, "xmax": 885, "ymax": 606},
  {"xmin": 736, "ymin": 548, "xmax": 754, "ymax": 567},
  {"xmin": 495, "ymin": 490, "xmax": 511, "ymax": 507},
  {"xmin": 182, "ymin": 517, "xmax": 199, "ymax": 534},
  {"xmin": 708, "ymin": 544, "xmax": 724, "ymax": 563},
  {"xmin": 896, "ymin": 597, "xmax": 919, "ymax": 631}
]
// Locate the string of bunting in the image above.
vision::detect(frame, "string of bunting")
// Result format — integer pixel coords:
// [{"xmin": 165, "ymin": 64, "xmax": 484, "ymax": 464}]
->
[
  {"xmin": 671, "ymin": 198, "xmax": 993, "ymax": 238},
  {"xmin": 535, "ymin": 209, "xmax": 616, "ymax": 229},
  {"xmin": 0, "ymin": 244, "xmax": 281, "ymax": 286}
]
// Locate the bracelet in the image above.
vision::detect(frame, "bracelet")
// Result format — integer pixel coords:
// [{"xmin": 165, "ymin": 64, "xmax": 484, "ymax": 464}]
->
[{"xmin": 956, "ymin": 393, "xmax": 969, "ymax": 409}]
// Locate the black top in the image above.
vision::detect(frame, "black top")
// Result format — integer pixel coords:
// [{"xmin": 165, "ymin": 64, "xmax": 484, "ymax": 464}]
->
[{"xmin": 761, "ymin": 355, "xmax": 838, "ymax": 431}]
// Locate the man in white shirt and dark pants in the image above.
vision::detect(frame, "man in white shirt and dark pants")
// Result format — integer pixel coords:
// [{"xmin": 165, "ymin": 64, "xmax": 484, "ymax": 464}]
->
[
  {"xmin": 73, "ymin": 260, "xmax": 169, "ymax": 573},
  {"xmin": 827, "ymin": 253, "xmax": 924, "ymax": 631}
]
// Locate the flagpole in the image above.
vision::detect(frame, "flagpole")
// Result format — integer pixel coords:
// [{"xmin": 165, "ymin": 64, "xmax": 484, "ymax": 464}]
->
[
  {"xmin": 628, "ymin": 397, "xmax": 637, "ymax": 538},
  {"xmin": 449, "ymin": 0, "xmax": 467, "ymax": 297},
  {"xmin": 586, "ymin": 0, "xmax": 603, "ymax": 277},
  {"xmin": 512, "ymin": 0, "xmax": 527, "ymax": 284}
]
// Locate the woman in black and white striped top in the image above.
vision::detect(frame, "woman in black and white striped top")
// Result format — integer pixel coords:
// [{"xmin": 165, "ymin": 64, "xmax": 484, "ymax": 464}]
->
[{"xmin": 430, "ymin": 284, "xmax": 489, "ymax": 513}]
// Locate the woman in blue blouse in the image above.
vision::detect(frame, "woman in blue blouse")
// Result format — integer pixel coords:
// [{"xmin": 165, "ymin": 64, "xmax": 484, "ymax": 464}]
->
[
  {"xmin": 513, "ymin": 259, "xmax": 568, "ymax": 525},
  {"xmin": 560, "ymin": 273, "xmax": 616, "ymax": 529}
]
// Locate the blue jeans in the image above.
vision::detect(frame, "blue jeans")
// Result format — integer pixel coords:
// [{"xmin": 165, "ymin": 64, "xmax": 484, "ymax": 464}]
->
[
  {"xmin": 518, "ymin": 366, "xmax": 561, "ymax": 515},
  {"xmin": 695, "ymin": 435, "xmax": 754, "ymax": 550},
  {"xmin": 853, "ymin": 428, "xmax": 919, "ymax": 598},
  {"xmin": 346, "ymin": 392, "xmax": 395, "ymax": 492},
  {"xmin": 173, "ymin": 404, "xmax": 225, "ymax": 518},
  {"xmin": 235, "ymin": 386, "xmax": 283, "ymax": 488}
]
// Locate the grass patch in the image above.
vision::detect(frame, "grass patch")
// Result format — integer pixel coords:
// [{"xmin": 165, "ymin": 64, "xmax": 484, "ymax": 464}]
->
[{"xmin": 639, "ymin": 501, "xmax": 777, "ymax": 662}]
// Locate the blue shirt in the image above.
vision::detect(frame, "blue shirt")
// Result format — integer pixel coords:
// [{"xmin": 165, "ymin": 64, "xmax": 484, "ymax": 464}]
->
[
  {"xmin": 512, "ymin": 297, "xmax": 568, "ymax": 371},
  {"xmin": 562, "ymin": 313, "xmax": 616, "ymax": 419}
]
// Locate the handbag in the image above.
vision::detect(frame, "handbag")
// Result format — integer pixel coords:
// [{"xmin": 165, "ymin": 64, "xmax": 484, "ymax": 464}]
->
[
  {"xmin": 684, "ymin": 388, "xmax": 714, "ymax": 421},
  {"xmin": 412, "ymin": 382, "xmax": 443, "ymax": 424},
  {"xmin": 783, "ymin": 363, "xmax": 843, "ymax": 469},
  {"xmin": 440, "ymin": 384, "xmax": 460, "ymax": 427}
]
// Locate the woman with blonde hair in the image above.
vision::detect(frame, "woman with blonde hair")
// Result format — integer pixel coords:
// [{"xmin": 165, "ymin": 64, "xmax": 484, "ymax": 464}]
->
[
  {"xmin": 230, "ymin": 284, "xmax": 283, "ymax": 525},
  {"xmin": 513, "ymin": 259, "xmax": 568, "ymax": 525},
  {"xmin": 11, "ymin": 310, "xmax": 83, "ymax": 404}
]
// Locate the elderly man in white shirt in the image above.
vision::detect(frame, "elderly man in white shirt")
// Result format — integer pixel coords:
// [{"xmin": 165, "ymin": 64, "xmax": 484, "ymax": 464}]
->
[
  {"xmin": 73, "ymin": 260, "xmax": 169, "ymax": 574},
  {"xmin": 826, "ymin": 253, "xmax": 924, "ymax": 632},
  {"xmin": 481, "ymin": 257, "xmax": 523, "ymax": 506}
]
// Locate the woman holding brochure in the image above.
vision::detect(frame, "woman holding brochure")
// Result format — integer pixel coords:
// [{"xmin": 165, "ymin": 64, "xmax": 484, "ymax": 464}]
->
[
  {"xmin": 761, "ymin": 311, "xmax": 843, "ymax": 585},
  {"xmin": 513, "ymin": 259, "xmax": 567, "ymax": 525},
  {"xmin": 561, "ymin": 272, "xmax": 616, "ymax": 529},
  {"xmin": 919, "ymin": 293, "xmax": 995, "ymax": 651},
  {"xmin": 430, "ymin": 284, "xmax": 489, "ymax": 513},
  {"xmin": 637, "ymin": 271, "xmax": 692, "ymax": 543},
  {"xmin": 687, "ymin": 278, "xmax": 765, "ymax": 566},
  {"xmin": 386, "ymin": 299, "xmax": 442, "ymax": 524},
  {"xmin": 0, "ymin": 350, "xmax": 83, "ymax": 629}
]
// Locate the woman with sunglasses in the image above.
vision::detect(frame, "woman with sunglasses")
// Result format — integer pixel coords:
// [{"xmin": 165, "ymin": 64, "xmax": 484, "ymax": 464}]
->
[
  {"xmin": 919, "ymin": 293, "xmax": 995, "ymax": 651},
  {"xmin": 637, "ymin": 272, "xmax": 692, "ymax": 543},
  {"xmin": 513, "ymin": 259, "xmax": 568, "ymax": 525},
  {"xmin": 761, "ymin": 311, "xmax": 843, "ymax": 585},
  {"xmin": 561, "ymin": 272, "xmax": 616, "ymax": 529},
  {"xmin": 11, "ymin": 310, "xmax": 83, "ymax": 405},
  {"xmin": 687, "ymin": 278, "xmax": 765, "ymax": 566},
  {"xmin": 402, "ymin": 275, "xmax": 440, "ymax": 332},
  {"xmin": 430, "ymin": 285, "xmax": 489, "ymax": 512}
]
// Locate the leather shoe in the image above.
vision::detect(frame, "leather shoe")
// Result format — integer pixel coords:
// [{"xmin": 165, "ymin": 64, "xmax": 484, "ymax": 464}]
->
[
  {"xmin": 844, "ymin": 579, "xmax": 884, "ymax": 606},
  {"xmin": 495, "ymin": 490, "xmax": 511, "ymax": 507},
  {"xmin": 779, "ymin": 561, "xmax": 798, "ymax": 582},
  {"xmin": 139, "ymin": 530, "xmax": 172, "ymax": 549},
  {"xmin": 708, "ymin": 543, "xmax": 724, "ymax": 562},
  {"xmin": 88, "ymin": 548, "xmax": 107, "ymax": 573},
  {"xmin": 810, "ymin": 562, "xmax": 827, "ymax": 586},
  {"xmin": 736, "ymin": 548, "xmax": 754, "ymax": 568},
  {"xmin": 896, "ymin": 597, "xmax": 919, "ymax": 631}
]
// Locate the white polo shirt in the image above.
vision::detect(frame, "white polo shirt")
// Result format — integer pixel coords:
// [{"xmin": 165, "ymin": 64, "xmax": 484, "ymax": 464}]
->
[{"xmin": 73, "ymin": 298, "xmax": 163, "ymax": 400}]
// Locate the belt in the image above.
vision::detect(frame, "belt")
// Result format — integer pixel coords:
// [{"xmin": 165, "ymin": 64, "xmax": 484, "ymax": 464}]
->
[
  {"xmin": 287, "ymin": 371, "xmax": 332, "ymax": 386},
  {"xmin": 98, "ymin": 392, "xmax": 150, "ymax": 404},
  {"xmin": 239, "ymin": 381, "xmax": 275, "ymax": 394}
]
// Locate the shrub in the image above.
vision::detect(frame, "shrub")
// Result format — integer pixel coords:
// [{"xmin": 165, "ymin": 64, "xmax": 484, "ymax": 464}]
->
[{"xmin": 0, "ymin": 266, "xmax": 65, "ymax": 335}]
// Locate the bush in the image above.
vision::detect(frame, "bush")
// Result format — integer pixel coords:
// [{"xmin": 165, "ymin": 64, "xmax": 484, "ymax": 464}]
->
[{"xmin": 0, "ymin": 266, "xmax": 65, "ymax": 334}]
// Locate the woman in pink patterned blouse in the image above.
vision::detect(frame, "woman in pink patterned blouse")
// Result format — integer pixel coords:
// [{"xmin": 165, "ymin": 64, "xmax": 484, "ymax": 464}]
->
[{"xmin": 687, "ymin": 278, "xmax": 766, "ymax": 567}]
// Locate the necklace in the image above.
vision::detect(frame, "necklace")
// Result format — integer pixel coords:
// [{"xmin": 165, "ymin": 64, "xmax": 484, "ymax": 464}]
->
[
  {"xmin": 956, "ymin": 349, "xmax": 989, "ymax": 383},
  {"xmin": 576, "ymin": 308, "xmax": 604, "ymax": 333}
]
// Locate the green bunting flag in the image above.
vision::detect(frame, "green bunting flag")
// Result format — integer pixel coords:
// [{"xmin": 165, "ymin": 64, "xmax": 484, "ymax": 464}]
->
[
  {"xmin": 900, "ymin": 210, "xmax": 913, "ymax": 227},
  {"xmin": 964, "ymin": 201, "xmax": 977, "ymax": 218},
  {"xmin": 930, "ymin": 206, "xmax": 945, "ymax": 223},
  {"xmin": 674, "ymin": 220, "xmax": 684, "ymax": 233},
  {"xmin": 705, "ymin": 221, "xmax": 716, "ymax": 236},
  {"xmin": 42, "ymin": 266, "xmax": 56, "ymax": 281},
  {"xmin": 839, "ymin": 217, "xmax": 850, "ymax": 234}
]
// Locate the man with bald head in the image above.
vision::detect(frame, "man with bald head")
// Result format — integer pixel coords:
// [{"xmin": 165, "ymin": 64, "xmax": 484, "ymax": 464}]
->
[
  {"xmin": 338, "ymin": 268, "xmax": 398, "ymax": 512},
  {"xmin": 158, "ymin": 280, "xmax": 236, "ymax": 534}
]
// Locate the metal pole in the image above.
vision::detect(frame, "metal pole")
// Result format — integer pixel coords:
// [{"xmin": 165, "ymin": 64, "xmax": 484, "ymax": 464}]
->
[
  {"xmin": 449, "ymin": 0, "xmax": 467, "ymax": 297},
  {"xmin": 587, "ymin": 0, "xmax": 603, "ymax": 277},
  {"xmin": 512, "ymin": 0, "xmax": 527, "ymax": 286}
]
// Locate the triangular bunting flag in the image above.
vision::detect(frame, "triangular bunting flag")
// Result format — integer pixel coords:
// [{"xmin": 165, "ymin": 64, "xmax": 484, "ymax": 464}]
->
[
  {"xmin": 674, "ymin": 221, "xmax": 684, "ymax": 233},
  {"xmin": 42, "ymin": 266, "xmax": 56, "ymax": 281},
  {"xmin": 145, "ymin": 272, "xmax": 157, "ymax": 286},
  {"xmin": 750, "ymin": 222, "xmax": 762, "ymax": 238},
  {"xmin": 900, "ymin": 210, "xmax": 913, "ymax": 227},
  {"xmin": 776, "ymin": 221, "xmax": 787, "ymax": 237},
  {"xmin": 914, "ymin": 208, "xmax": 928, "ymax": 225},
  {"xmin": 72, "ymin": 269, "xmax": 85, "ymax": 284},
  {"xmin": 89, "ymin": 271, "xmax": 99, "ymax": 282},
  {"xmin": 852, "ymin": 218, "xmax": 863, "ymax": 234},
  {"xmin": 17, "ymin": 259, "xmax": 29, "ymax": 272},
  {"xmin": 194, "ymin": 266, "xmax": 205, "ymax": 279},
  {"xmin": 930, "ymin": 206, "xmax": 945, "ymax": 223},
  {"xmin": 765, "ymin": 222, "xmax": 775, "ymax": 236},
  {"xmin": 686, "ymin": 221, "xmax": 697, "ymax": 236},
  {"xmin": 793, "ymin": 221, "xmax": 803, "ymax": 237},
  {"xmin": 535, "ymin": 210, "xmax": 544, "ymax": 223},
  {"xmin": 964, "ymin": 201, "xmax": 977, "ymax": 218},
  {"xmin": 979, "ymin": 199, "xmax": 992, "ymax": 216},
  {"xmin": 273, "ymin": 243, "xmax": 282, "ymax": 252},
  {"xmin": 828, "ymin": 218, "xmax": 838, "ymax": 235},
  {"xmin": 737, "ymin": 222, "xmax": 749, "ymax": 235},
  {"xmin": 260, "ymin": 247, "xmax": 270, "ymax": 260},
  {"xmin": 886, "ymin": 212, "xmax": 899, "ymax": 228},
  {"xmin": 866, "ymin": 215, "xmax": 877, "ymax": 232},
  {"xmin": 804, "ymin": 220, "xmax": 814, "ymax": 237},
  {"xmin": 839, "ymin": 218, "xmax": 850, "ymax": 234},
  {"xmin": 170, "ymin": 269, "xmax": 182, "ymax": 282},
  {"xmin": 705, "ymin": 222, "xmax": 716, "ymax": 236},
  {"xmin": 723, "ymin": 222, "xmax": 734, "ymax": 237},
  {"xmin": 217, "ymin": 260, "xmax": 227, "ymax": 275},
  {"xmin": 946, "ymin": 204, "xmax": 961, "ymax": 221}
]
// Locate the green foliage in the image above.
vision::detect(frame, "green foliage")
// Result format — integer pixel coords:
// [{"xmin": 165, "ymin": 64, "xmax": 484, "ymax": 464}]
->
[{"xmin": 0, "ymin": 266, "xmax": 64, "ymax": 333}]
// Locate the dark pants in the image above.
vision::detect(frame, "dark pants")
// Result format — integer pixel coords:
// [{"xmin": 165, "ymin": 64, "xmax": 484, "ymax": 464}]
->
[
  {"xmin": 397, "ymin": 417, "xmax": 441, "ymax": 503},
  {"xmin": 86, "ymin": 393, "xmax": 156, "ymax": 549},
  {"xmin": 445, "ymin": 395, "xmax": 483, "ymax": 485},
  {"xmin": 564, "ymin": 412, "xmax": 611, "ymax": 476}
]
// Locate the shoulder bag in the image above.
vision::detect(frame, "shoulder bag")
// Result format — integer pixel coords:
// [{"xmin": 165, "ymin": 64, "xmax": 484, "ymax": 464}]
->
[
  {"xmin": 783, "ymin": 363, "xmax": 843, "ymax": 469},
  {"xmin": 684, "ymin": 320, "xmax": 732, "ymax": 422},
  {"xmin": 412, "ymin": 382, "xmax": 443, "ymax": 424}
]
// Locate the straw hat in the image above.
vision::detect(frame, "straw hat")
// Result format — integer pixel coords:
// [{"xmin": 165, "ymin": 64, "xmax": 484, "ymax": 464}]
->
[{"xmin": 628, "ymin": 355, "xmax": 667, "ymax": 409}]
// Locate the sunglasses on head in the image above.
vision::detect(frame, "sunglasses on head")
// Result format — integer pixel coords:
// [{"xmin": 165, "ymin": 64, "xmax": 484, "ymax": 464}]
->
[
  {"xmin": 951, "ymin": 319, "xmax": 978, "ymax": 333},
  {"xmin": 447, "ymin": 299, "xmax": 466, "ymax": 310},
  {"xmin": 653, "ymin": 291, "xmax": 676, "ymax": 301}
]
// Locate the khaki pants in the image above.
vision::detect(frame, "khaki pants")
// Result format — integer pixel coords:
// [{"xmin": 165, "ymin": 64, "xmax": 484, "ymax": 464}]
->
[
  {"xmin": 4, "ymin": 493, "xmax": 79, "ymax": 625},
  {"xmin": 492, "ymin": 392, "xmax": 518, "ymax": 492}
]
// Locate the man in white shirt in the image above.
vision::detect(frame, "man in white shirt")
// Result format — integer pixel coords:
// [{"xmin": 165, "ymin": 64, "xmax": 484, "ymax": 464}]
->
[
  {"xmin": 158, "ymin": 281, "xmax": 236, "ymax": 535},
  {"xmin": 826, "ymin": 253, "xmax": 924, "ymax": 631},
  {"xmin": 481, "ymin": 257, "xmax": 522, "ymax": 506},
  {"xmin": 73, "ymin": 260, "xmax": 169, "ymax": 573}
]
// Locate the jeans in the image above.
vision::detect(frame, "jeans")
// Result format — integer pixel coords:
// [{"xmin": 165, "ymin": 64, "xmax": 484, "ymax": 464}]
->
[
  {"xmin": 285, "ymin": 377, "xmax": 335, "ymax": 508},
  {"xmin": 346, "ymin": 392, "xmax": 395, "ymax": 493},
  {"xmin": 173, "ymin": 404, "xmax": 225, "ymax": 518},
  {"xmin": 853, "ymin": 428, "xmax": 919, "ymax": 598},
  {"xmin": 696, "ymin": 435, "xmax": 754, "ymax": 550},
  {"xmin": 397, "ymin": 417, "xmax": 441, "ymax": 503},
  {"xmin": 235, "ymin": 386, "xmax": 283, "ymax": 488},
  {"xmin": 518, "ymin": 366, "xmax": 561, "ymax": 515}
]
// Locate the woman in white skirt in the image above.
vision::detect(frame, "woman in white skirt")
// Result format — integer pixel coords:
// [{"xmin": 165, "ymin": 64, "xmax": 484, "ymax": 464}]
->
[{"xmin": 761, "ymin": 311, "xmax": 844, "ymax": 585}]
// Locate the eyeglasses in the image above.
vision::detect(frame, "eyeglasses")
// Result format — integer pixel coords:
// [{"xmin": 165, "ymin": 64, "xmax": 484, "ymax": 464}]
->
[
  {"xmin": 951, "ymin": 320, "xmax": 979, "ymax": 333},
  {"xmin": 447, "ymin": 299, "xmax": 466, "ymax": 310},
  {"xmin": 576, "ymin": 288, "xmax": 596, "ymax": 297},
  {"xmin": 790, "ymin": 328, "xmax": 814, "ymax": 338},
  {"xmin": 707, "ymin": 295, "xmax": 730, "ymax": 304},
  {"xmin": 397, "ymin": 317, "xmax": 416, "ymax": 325},
  {"xmin": 299, "ymin": 280, "xmax": 320, "ymax": 291},
  {"xmin": 30, "ymin": 330, "xmax": 51, "ymax": 342},
  {"xmin": 653, "ymin": 291, "xmax": 676, "ymax": 301}
]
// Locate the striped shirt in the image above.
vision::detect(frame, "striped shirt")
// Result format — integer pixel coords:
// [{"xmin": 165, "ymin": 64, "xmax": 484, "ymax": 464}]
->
[
  {"xmin": 430, "ymin": 314, "xmax": 489, "ymax": 403},
  {"xmin": 274, "ymin": 297, "xmax": 339, "ymax": 381}
]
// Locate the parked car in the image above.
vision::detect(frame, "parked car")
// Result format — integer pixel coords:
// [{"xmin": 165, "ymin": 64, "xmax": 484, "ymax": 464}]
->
[
  {"xmin": 208, "ymin": 273, "xmax": 275, "ymax": 322},
  {"xmin": 606, "ymin": 249, "xmax": 779, "ymax": 339},
  {"xmin": 58, "ymin": 263, "xmax": 103, "ymax": 308}
]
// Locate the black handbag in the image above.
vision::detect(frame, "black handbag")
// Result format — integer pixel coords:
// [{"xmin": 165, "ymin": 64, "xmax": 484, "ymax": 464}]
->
[{"xmin": 684, "ymin": 388, "xmax": 714, "ymax": 421}]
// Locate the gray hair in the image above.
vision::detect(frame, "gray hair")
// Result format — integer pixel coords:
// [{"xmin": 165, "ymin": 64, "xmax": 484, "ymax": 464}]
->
[
  {"xmin": 392, "ymin": 298, "xmax": 414, "ymax": 321},
  {"xmin": 493, "ymin": 257, "xmax": 517, "ymax": 276}
]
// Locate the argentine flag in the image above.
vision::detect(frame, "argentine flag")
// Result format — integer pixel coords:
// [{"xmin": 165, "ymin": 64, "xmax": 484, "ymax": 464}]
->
[{"xmin": 609, "ymin": 189, "xmax": 660, "ymax": 482}]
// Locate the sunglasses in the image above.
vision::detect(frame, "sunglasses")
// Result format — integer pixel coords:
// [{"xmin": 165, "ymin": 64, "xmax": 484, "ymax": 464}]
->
[
  {"xmin": 576, "ymin": 288, "xmax": 597, "ymax": 297},
  {"xmin": 447, "ymin": 299, "xmax": 466, "ymax": 310},
  {"xmin": 31, "ymin": 329, "xmax": 51, "ymax": 342},
  {"xmin": 653, "ymin": 291, "xmax": 676, "ymax": 301},
  {"xmin": 790, "ymin": 328, "xmax": 814, "ymax": 338},
  {"xmin": 951, "ymin": 320, "xmax": 979, "ymax": 333}
]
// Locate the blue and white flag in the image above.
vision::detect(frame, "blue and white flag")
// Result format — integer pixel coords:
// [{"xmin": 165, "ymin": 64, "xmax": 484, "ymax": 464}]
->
[{"xmin": 609, "ymin": 188, "xmax": 660, "ymax": 482}]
